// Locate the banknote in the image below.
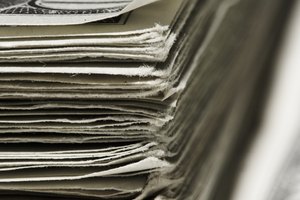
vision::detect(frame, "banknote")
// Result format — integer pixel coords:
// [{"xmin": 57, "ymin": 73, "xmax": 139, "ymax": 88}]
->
[{"xmin": 0, "ymin": 0, "xmax": 159, "ymax": 25}]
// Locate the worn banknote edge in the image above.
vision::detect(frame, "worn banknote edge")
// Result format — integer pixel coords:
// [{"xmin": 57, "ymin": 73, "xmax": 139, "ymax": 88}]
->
[
  {"xmin": 0, "ymin": 0, "xmax": 159, "ymax": 25},
  {"xmin": 0, "ymin": 0, "xmax": 182, "ymax": 37}
]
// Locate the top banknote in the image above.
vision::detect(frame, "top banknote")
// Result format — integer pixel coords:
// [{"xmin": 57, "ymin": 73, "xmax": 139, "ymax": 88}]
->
[{"xmin": 0, "ymin": 0, "xmax": 159, "ymax": 25}]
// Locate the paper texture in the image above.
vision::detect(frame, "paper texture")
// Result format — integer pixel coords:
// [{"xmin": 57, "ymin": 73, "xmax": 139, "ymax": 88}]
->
[{"xmin": 0, "ymin": 0, "xmax": 159, "ymax": 25}]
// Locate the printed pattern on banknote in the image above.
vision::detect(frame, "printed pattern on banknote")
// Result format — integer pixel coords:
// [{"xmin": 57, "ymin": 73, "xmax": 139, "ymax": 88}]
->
[{"xmin": 0, "ymin": 0, "xmax": 131, "ymax": 15}]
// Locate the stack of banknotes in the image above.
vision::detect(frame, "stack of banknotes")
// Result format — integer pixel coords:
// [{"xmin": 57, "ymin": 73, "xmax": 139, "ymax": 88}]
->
[{"xmin": 0, "ymin": 0, "xmax": 290, "ymax": 199}]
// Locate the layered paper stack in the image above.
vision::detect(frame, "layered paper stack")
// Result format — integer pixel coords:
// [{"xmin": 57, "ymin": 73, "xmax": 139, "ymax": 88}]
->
[
  {"xmin": 0, "ymin": 0, "xmax": 203, "ymax": 199},
  {"xmin": 0, "ymin": 0, "xmax": 293, "ymax": 199}
]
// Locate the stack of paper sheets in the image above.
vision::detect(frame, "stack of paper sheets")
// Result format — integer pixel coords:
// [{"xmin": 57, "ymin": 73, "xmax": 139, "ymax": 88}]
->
[
  {"xmin": 0, "ymin": 0, "xmax": 287, "ymax": 199},
  {"xmin": 0, "ymin": 0, "xmax": 202, "ymax": 199}
]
